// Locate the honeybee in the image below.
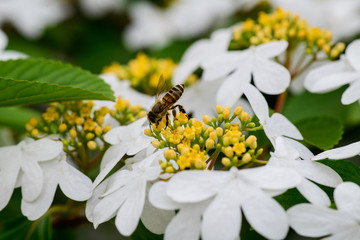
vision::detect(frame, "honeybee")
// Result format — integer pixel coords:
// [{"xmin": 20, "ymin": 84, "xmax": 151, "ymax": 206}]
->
[{"xmin": 147, "ymin": 75, "xmax": 186, "ymax": 130}]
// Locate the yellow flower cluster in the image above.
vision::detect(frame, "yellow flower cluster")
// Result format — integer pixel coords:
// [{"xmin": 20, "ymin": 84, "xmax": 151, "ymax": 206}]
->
[
  {"xmin": 146, "ymin": 105, "xmax": 264, "ymax": 173},
  {"xmin": 103, "ymin": 52, "xmax": 176, "ymax": 95},
  {"xmin": 26, "ymin": 98, "xmax": 146, "ymax": 165},
  {"xmin": 231, "ymin": 7, "xmax": 345, "ymax": 59}
]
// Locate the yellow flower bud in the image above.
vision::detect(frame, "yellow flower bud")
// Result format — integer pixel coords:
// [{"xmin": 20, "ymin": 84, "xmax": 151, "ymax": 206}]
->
[
  {"xmin": 144, "ymin": 128, "xmax": 153, "ymax": 137},
  {"xmin": 240, "ymin": 112, "xmax": 250, "ymax": 122},
  {"xmin": 69, "ymin": 129, "xmax": 77, "ymax": 139},
  {"xmin": 86, "ymin": 132, "xmax": 95, "ymax": 140},
  {"xmin": 160, "ymin": 162, "xmax": 167, "ymax": 169},
  {"xmin": 164, "ymin": 149, "xmax": 176, "ymax": 160},
  {"xmin": 216, "ymin": 127, "xmax": 223, "ymax": 137},
  {"xmin": 103, "ymin": 125, "xmax": 111, "ymax": 133},
  {"xmin": 203, "ymin": 115, "xmax": 211, "ymax": 124},
  {"xmin": 59, "ymin": 123, "xmax": 67, "ymax": 132},
  {"xmin": 215, "ymin": 105, "xmax": 223, "ymax": 114},
  {"xmin": 223, "ymin": 109, "xmax": 231, "ymax": 120},
  {"xmin": 75, "ymin": 117, "xmax": 83, "ymax": 125},
  {"xmin": 205, "ymin": 139, "xmax": 215, "ymax": 149},
  {"xmin": 246, "ymin": 135, "xmax": 258, "ymax": 149},
  {"xmin": 94, "ymin": 126, "xmax": 102, "ymax": 135},
  {"xmin": 242, "ymin": 153, "xmax": 252, "ymax": 163},
  {"xmin": 87, "ymin": 141, "xmax": 97, "ymax": 150},
  {"xmin": 152, "ymin": 140, "xmax": 161, "ymax": 148},
  {"xmin": 29, "ymin": 117, "xmax": 38, "ymax": 127},
  {"xmin": 209, "ymin": 131, "xmax": 217, "ymax": 141},
  {"xmin": 224, "ymin": 146, "xmax": 234, "ymax": 158},
  {"xmin": 234, "ymin": 106, "xmax": 243, "ymax": 116},
  {"xmin": 221, "ymin": 157, "xmax": 231, "ymax": 167},
  {"xmin": 165, "ymin": 166, "xmax": 174, "ymax": 173},
  {"xmin": 31, "ymin": 129, "xmax": 39, "ymax": 137}
]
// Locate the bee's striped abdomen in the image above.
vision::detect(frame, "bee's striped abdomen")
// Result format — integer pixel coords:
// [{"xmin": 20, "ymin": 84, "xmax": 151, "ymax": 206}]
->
[{"xmin": 163, "ymin": 84, "xmax": 184, "ymax": 105}]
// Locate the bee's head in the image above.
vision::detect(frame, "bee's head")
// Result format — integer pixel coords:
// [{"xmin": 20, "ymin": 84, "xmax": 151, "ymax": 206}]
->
[{"xmin": 147, "ymin": 111, "xmax": 157, "ymax": 124}]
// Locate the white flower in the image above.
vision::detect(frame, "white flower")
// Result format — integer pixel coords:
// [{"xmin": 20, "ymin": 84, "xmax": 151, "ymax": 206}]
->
[
  {"xmin": 0, "ymin": 0, "xmax": 69, "ymax": 39},
  {"xmin": 288, "ymin": 181, "xmax": 360, "ymax": 239},
  {"xmin": 167, "ymin": 166, "xmax": 302, "ymax": 240},
  {"xmin": 79, "ymin": 0, "xmax": 125, "ymax": 17},
  {"xmin": 21, "ymin": 154, "xmax": 92, "ymax": 220},
  {"xmin": 87, "ymin": 150, "xmax": 172, "ymax": 236},
  {"xmin": 305, "ymin": 39, "xmax": 360, "ymax": 105},
  {"xmin": 0, "ymin": 138, "xmax": 62, "ymax": 210},
  {"xmin": 203, "ymin": 41, "xmax": 291, "ymax": 107},
  {"xmin": 178, "ymin": 78, "xmax": 223, "ymax": 119},
  {"xmin": 269, "ymin": 137, "xmax": 342, "ymax": 206},
  {"xmin": 92, "ymin": 117, "xmax": 151, "ymax": 188},
  {"xmin": 93, "ymin": 73, "xmax": 154, "ymax": 111},
  {"xmin": 312, "ymin": 141, "xmax": 360, "ymax": 160},
  {"xmin": 242, "ymin": 83, "xmax": 312, "ymax": 158},
  {"xmin": 0, "ymin": 29, "xmax": 27, "ymax": 60},
  {"xmin": 149, "ymin": 181, "xmax": 210, "ymax": 240}
]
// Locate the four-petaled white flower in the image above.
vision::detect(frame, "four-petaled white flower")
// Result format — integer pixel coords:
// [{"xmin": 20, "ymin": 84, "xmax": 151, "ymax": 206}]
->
[
  {"xmin": 312, "ymin": 141, "xmax": 360, "ymax": 161},
  {"xmin": 0, "ymin": 138, "xmax": 63, "ymax": 211},
  {"xmin": 288, "ymin": 182, "xmax": 360, "ymax": 240},
  {"xmin": 92, "ymin": 117, "xmax": 151, "ymax": 188},
  {"xmin": 21, "ymin": 154, "xmax": 93, "ymax": 220},
  {"xmin": 166, "ymin": 166, "xmax": 302, "ymax": 240},
  {"xmin": 269, "ymin": 137, "xmax": 342, "ymax": 206},
  {"xmin": 242, "ymin": 83, "xmax": 313, "ymax": 158},
  {"xmin": 172, "ymin": 28, "xmax": 232, "ymax": 85},
  {"xmin": 202, "ymin": 41, "xmax": 291, "ymax": 107},
  {"xmin": 149, "ymin": 181, "xmax": 211, "ymax": 240},
  {"xmin": 305, "ymin": 39, "xmax": 360, "ymax": 105},
  {"xmin": 87, "ymin": 150, "xmax": 173, "ymax": 236}
]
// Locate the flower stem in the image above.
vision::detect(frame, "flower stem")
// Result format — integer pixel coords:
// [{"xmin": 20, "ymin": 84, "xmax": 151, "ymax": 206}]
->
[
  {"xmin": 207, "ymin": 150, "xmax": 220, "ymax": 170},
  {"xmin": 274, "ymin": 90, "xmax": 288, "ymax": 113}
]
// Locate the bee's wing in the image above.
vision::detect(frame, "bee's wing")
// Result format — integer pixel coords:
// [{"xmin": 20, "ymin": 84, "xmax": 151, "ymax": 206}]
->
[{"xmin": 155, "ymin": 74, "xmax": 168, "ymax": 102}]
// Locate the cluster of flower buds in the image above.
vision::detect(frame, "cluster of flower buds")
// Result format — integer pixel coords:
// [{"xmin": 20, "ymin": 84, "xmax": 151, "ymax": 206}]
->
[
  {"xmin": 25, "ymin": 98, "xmax": 146, "ymax": 169},
  {"xmin": 145, "ymin": 105, "xmax": 264, "ymax": 173},
  {"xmin": 231, "ymin": 7, "xmax": 345, "ymax": 59}
]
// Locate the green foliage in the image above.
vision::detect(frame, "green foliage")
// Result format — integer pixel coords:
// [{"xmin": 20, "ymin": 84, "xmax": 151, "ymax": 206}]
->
[
  {"xmin": 295, "ymin": 116, "xmax": 344, "ymax": 150},
  {"xmin": 0, "ymin": 107, "xmax": 40, "ymax": 131},
  {"xmin": 320, "ymin": 160, "xmax": 360, "ymax": 186},
  {"xmin": 0, "ymin": 58, "xmax": 114, "ymax": 107},
  {"xmin": 131, "ymin": 221, "xmax": 163, "ymax": 240}
]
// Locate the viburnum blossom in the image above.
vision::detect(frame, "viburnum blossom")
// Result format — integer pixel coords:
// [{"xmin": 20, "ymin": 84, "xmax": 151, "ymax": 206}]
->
[
  {"xmin": 21, "ymin": 154, "xmax": 92, "ymax": 220},
  {"xmin": 305, "ymin": 39, "xmax": 360, "ymax": 105},
  {"xmin": 166, "ymin": 166, "xmax": 302, "ymax": 239},
  {"xmin": 92, "ymin": 117, "xmax": 151, "ymax": 188},
  {"xmin": 269, "ymin": 137, "xmax": 342, "ymax": 206},
  {"xmin": 202, "ymin": 41, "xmax": 290, "ymax": 106},
  {"xmin": 0, "ymin": 138, "xmax": 63, "ymax": 210},
  {"xmin": 149, "ymin": 181, "xmax": 211, "ymax": 240},
  {"xmin": 87, "ymin": 150, "xmax": 173, "ymax": 236},
  {"xmin": 288, "ymin": 182, "xmax": 360, "ymax": 239}
]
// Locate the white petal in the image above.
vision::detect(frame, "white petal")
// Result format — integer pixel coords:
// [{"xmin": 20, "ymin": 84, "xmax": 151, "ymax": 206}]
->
[
  {"xmin": 252, "ymin": 57, "xmax": 291, "ymax": 94},
  {"xmin": 268, "ymin": 113, "xmax": 303, "ymax": 140},
  {"xmin": 93, "ymin": 146, "xmax": 127, "ymax": 188},
  {"xmin": 20, "ymin": 160, "xmax": 43, "ymax": 202},
  {"xmin": 304, "ymin": 59, "xmax": 349, "ymax": 91},
  {"xmin": 242, "ymin": 187, "xmax": 289, "ymax": 239},
  {"xmin": 312, "ymin": 141, "xmax": 360, "ymax": 160},
  {"xmin": 288, "ymin": 203, "xmax": 357, "ymax": 237},
  {"xmin": 342, "ymin": 79, "xmax": 360, "ymax": 104},
  {"xmin": 173, "ymin": 60, "xmax": 200, "ymax": 85},
  {"xmin": 167, "ymin": 170, "xmax": 229, "ymax": 203},
  {"xmin": 102, "ymin": 169, "xmax": 134, "ymax": 196},
  {"xmin": 242, "ymin": 83, "xmax": 269, "ymax": 123},
  {"xmin": 284, "ymin": 138, "xmax": 314, "ymax": 159},
  {"xmin": 86, "ymin": 178, "xmax": 108, "ymax": 222},
  {"xmin": 202, "ymin": 187, "xmax": 241, "ymax": 240},
  {"xmin": 0, "ymin": 146, "xmax": 21, "ymax": 210},
  {"xmin": 334, "ymin": 182, "xmax": 360, "ymax": 220},
  {"xmin": 127, "ymin": 135, "xmax": 151, "ymax": 155},
  {"xmin": 297, "ymin": 178, "xmax": 331, "ymax": 206},
  {"xmin": 25, "ymin": 138, "xmax": 63, "ymax": 161},
  {"xmin": 202, "ymin": 52, "xmax": 247, "ymax": 81},
  {"xmin": 346, "ymin": 39, "xmax": 360, "ymax": 72},
  {"xmin": 216, "ymin": 68, "xmax": 251, "ymax": 107},
  {"xmin": 310, "ymin": 72, "xmax": 359, "ymax": 93},
  {"xmin": 21, "ymin": 161, "xmax": 59, "ymax": 221},
  {"xmin": 296, "ymin": 160, "xmax": 342, "ymax": 187},
  {"xmin": 255, "ymin": 41, "xmax": 288, "ymax": 59},
  {"xmin": 59, "ymin": 159, "xmax": 92, "ymax": 201},
  {"xmin": 149, "ymin": 181, "xmax": 180, "ymax": 210},
  {"xmin": 115, "ymin": 180, "xmax": 147, "ymax": 236},
  {"xmin": 323, "ymin": 227, "xmax": 360, "ymax": 240},
  {"xmin": 165, "ymin": 205, "xmax": 202, "ymax": 240},
  {"xmin": 141, "ymin": 190, "xmax": 174, "ymax": 235},
  {"xmin": 93, "ymin": 188, "xmax": 126, "ymax": 227},
  {"xmin": 104, "ymin": 126, "xmax": 127, "ymax": 144},
  {"xmin": 182, "ymin": 39, "xmax": 211, "ymax": 61},
  {"xmin": 240, "ymin": 166, "xmax": 302, "ymax": 190},
  {"xmin": 0, "ymin": 50, "xmax": 27, "ymax": 60}
]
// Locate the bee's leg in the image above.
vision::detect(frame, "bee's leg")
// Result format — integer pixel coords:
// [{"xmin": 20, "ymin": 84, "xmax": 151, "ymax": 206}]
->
[
  {"xmin": 171, "ymin": 105, "xmax": 186, "ymax": 115},
  {"xmin": 172, "ymin": 109, "xmax": 177, "ymax": 118},
  {"xmin": 165, "ymin": 113, "xmax": 170, "ymax": 128},
  {"xmin": 149, "ymin": 122, "xmax": 153, "ymax": 132}
]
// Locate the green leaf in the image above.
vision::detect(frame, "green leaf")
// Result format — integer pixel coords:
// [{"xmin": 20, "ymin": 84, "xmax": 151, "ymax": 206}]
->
[
  {"xmin": 274, "ymin": 188, "xmax": 308, "ymax": 210},
  {"xmin": 295, "ymin": 116, "xmax": 343, "ymax": 150},
  {"xmin": 0, "ymin": 58, "xmax": 114, "ymax": 107},
  {"xmin": 0, "ymin": 107, "xmax": 40, "ymax": 131},
  {"xmin": 319, "ymin": 160, "xmax": 360, "ymax": 186},
  {"xmin": 30, "ymin": 216, "xmax": 52, "ymax": 240}
]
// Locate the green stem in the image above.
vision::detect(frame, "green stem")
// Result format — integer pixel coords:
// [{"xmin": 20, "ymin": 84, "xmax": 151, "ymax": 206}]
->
[{"xmin": 274, "ymin": 89, "xmax": 288, "ymax": 113}]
